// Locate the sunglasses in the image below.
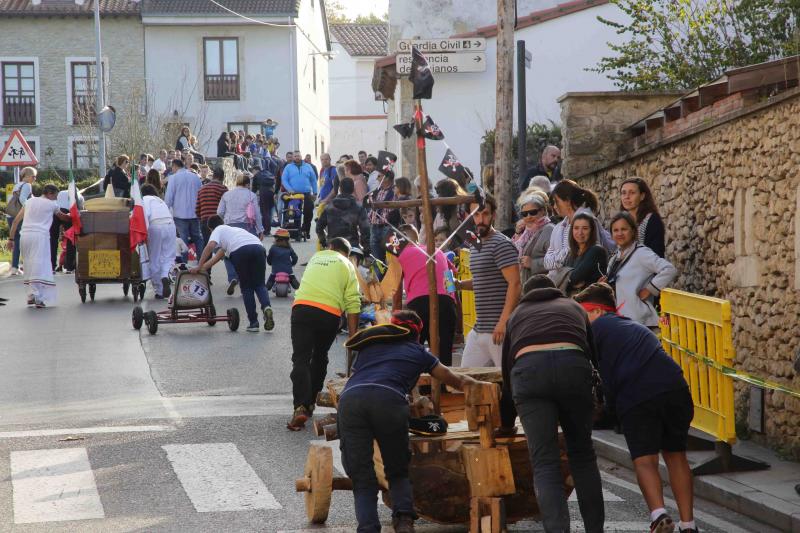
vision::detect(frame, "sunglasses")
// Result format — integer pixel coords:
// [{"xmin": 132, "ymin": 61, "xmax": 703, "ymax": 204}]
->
[{"xmin": 521, "ymin": 208, "xmax": 542, "ymax": 217}]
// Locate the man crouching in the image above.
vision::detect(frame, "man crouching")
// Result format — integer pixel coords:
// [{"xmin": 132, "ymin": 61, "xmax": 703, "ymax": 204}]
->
[{"xmin": 338, "ymin": 310, "xmax": 479, "ymax": 533}]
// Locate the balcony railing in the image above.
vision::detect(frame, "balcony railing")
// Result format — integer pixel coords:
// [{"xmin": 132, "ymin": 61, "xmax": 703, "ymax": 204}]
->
[
  {"xmin": 204, "ymin": 74, "xmax": 240, "ymax": 101},
  {"xmin": 2, "ymin": 95, "xmax": 36, "ymax": 126},
  {"xmin": 72, "ymin": 94, "xmax": 97, "ymax": 125}
]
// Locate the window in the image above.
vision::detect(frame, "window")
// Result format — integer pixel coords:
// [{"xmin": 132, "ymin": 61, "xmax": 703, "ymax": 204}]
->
[
  {"xmin": 2, "ymin": 62, "xmax": 36, "ymax": 125},
  {"xmin": 204, "ymin": 38, "xmax": 239, "ymax": 101},
  {"xmin": 71, "ymin": 62, "xmax": 98, "ymax": 125},
  {"xmin": 227, "ymin": 122, "xmax": 262, "ymax": 136},
  {"xmin": 71, "ymin": 137, "xmax": 98, "ymax": 169}
]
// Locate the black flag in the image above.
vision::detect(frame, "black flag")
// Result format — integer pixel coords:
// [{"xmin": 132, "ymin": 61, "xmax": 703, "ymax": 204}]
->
[
  {"xmin": 393, "ymin": 121, "xmax": 415, "ymax": 139},
  {"xmin": 376, "ymin": 150, "xmax": 397, "ymax": 173},
  {"xmin": 421, "ymin": 115, "xmax": 444, "ymax": 141},
  {"xmin": 438, "ymin": 148, "xmax": 467, "ymax": 183},
  {"xmin": 409, "ymin": 47, "xmax": 434, "ymax": 99}
]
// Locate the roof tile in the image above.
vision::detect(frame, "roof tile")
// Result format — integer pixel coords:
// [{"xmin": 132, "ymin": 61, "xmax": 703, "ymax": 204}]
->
[
  {"xmin": 141, "ymin": 0, "xmax": 299, "ymax": 16},
  {"xmin": 330, "ymin": 23, "xmax": 387, "ymax": 57},
  {"xmin": 0, "ymin": 0, "xmax": 141, "ymax": 16}
]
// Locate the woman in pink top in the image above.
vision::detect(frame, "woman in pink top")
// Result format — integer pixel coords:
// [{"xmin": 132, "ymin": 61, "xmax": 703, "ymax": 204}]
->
[
  {"xmin": 390, "ymin": 225, "xmax": 457, "ymax": 366},
  {"xmin": 344, "ymin": 159, "xmax": 369, "ymax": 204}
]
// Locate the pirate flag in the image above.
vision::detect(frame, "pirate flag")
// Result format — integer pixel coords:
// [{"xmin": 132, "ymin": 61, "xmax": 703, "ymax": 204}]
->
[
  {"xmin": 421, "ymin": 115, "xmax": 445, "ymax": 141},
  {"xmin": 393, "ymin": 121, "xmax": 415, "ymax": 139},
  {"xmin": 409, "ymin": 47, "xmax": 434, "ymax": 99},
  {"xmin": 376, "ymin": 150, "xmax": 397, "ymax": 173},
  {"xmin": 438, "ymin": 148, "xmax": 467, "ymax": 183}
]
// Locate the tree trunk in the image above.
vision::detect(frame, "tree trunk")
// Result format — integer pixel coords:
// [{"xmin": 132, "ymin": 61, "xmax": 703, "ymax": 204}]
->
[{"xmin": 494, "ymin": 0, "xmax": 515, "ymax": 230}]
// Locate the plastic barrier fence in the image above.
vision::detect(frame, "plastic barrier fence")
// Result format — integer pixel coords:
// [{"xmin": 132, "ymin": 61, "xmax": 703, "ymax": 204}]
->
[{"xmin": 458, "ymin": 248, "xmax": 475, "ymax": 335}]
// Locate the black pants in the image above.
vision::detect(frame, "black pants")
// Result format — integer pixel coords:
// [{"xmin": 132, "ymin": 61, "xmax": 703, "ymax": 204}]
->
[
  {"xmin": 290, "ymin": 304, "xmax": 341, "ymax": 409},
  {"xmin": 259, "ymin": 188, "xmax": 275, "ymax": 234},
  {"xmin": 49, "ymin": 210, "xmax": 76, "ymax": 271},
  {"xmin": 200, "ymin": 219, "xmax": 212, "ymax": 249},
  {"xmin": 301, "ymin": 192, "xmax": 314, "ymax": 236},
  {"xmin": 406, "ymin": 294, "xmax": 457, "ymax": 366},
  {"xmin": 338, "ymin": 387, "xmax": 415, "ymax": 532}
]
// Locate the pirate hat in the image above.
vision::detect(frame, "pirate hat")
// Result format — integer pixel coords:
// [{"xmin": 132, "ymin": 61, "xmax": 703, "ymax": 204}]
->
[
  {"xmin": 344, "ymin": 323, "xmax": 414, "ymax": 351},
  {"xmin": 409, "ymin": 414, "xmax": 449, "ymax": 436}
]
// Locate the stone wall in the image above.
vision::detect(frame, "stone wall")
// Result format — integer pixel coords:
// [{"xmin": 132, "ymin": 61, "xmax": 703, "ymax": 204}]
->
[
  {"xmin": 570, "ymin": 91, "xmax": 800, "ymax": 457},
  {"xmin": 558, "ymin": 91, "xmax": 683, "ymax": 178}
]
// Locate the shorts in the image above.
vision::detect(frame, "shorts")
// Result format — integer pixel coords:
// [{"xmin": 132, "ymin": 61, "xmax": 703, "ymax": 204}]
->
[{"xmin": 620, "ymin": 386, "xmax": 694, "ymax": 460}]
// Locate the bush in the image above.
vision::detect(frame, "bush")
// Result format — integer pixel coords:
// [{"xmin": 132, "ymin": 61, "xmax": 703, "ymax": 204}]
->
[{"xmin": 0, "ymin": 215, "xmax": 8, "ymax": 240}]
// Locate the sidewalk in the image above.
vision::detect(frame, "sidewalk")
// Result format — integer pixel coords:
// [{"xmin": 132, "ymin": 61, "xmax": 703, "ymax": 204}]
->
[{"xmin": 592, "ymin": 429, "xmax": 800, "ymax": 532}]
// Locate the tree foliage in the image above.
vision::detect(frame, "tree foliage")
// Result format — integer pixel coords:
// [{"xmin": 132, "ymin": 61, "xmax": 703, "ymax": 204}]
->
[
  {"xmin": 591, "ymin": 0, "xmax": 800, "ymax": 90},
  {"xmin": 325, "ymin": 0, "xmax": 386, "ymax": 24}
]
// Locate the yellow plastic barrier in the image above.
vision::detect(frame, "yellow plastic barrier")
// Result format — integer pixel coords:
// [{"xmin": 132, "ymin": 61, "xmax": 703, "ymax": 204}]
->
[
  {"xmin": 659, "ymin": 288, "xmax": 768, "ymax": 474},
  {"xmin": 458, "ymin": 248, "xmax": 476, "ymax": 335}
]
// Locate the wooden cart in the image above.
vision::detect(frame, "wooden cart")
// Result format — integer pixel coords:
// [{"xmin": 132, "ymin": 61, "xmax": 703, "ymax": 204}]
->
[{"xmin": 296, "ymin": 368, "xmax": 574, "ymax": 531}]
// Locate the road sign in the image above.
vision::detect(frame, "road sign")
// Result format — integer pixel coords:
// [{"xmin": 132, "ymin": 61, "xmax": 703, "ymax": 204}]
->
[
  {"xmin": 0, "ymin": 129, "xmax": 38, "ymax": 166},
  {"xmin": 397, "ymin": 38, "xmax": 486, "ymax": 54},
  {"xmin": 396, "ymin": 52, "xmax": 487, "ymax": 74}
]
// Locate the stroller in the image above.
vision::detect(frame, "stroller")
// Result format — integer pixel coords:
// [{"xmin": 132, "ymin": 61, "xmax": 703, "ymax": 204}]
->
[{"xmin": 280, "ymin": 192, "xmax": 306, "ymax": 242}]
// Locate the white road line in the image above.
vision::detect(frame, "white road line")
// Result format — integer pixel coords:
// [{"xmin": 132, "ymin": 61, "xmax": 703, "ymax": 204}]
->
[
  {"xmin": 601, "ymin": 471, "xmax": 751, "ymax": 533},
  {"xmin": 11, "ymin": 447, "xmax": 105, "ymax": 524},
  {"xmin": 163, "ymin": 442, "xmax": 282, "ymax": 512},
  {"xmin": 511, "ymin": 521, "xmax": 652, "ymax": 531},
  {"xmin": 0, "ymin": 425, "xmax": 172, "ymax": 439},
  {"xmin": 311, "ymin": 439, "xmax": 345, "ymax": 476},
  {"xmin": 569, "ymin": 487, "xmax": 623, "ymax": 502}
]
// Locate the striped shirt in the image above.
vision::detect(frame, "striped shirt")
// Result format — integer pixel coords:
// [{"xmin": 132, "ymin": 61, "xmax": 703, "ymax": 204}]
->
[
  {"xmin": 195, "ymin": 181, "xmax": 228, "ymax": 220},
  {"xmin": 470, "ymin": 231, "xmax": 519, "ymax": 333}
]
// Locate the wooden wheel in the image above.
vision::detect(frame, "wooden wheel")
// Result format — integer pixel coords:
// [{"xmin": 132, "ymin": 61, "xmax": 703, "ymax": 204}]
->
[{"xmin": 300, "ymin": 445, "xmax": 333, "ymax": 524}]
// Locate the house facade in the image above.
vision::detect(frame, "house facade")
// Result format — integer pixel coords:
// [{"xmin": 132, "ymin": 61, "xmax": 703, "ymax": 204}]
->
[
  {"xmin": 328, "ymin": 23, "xmax": 388, "ymax": 159},
  {"xmin": 0, "ymin": 0, "xmax": 330, "ymax": 171}
]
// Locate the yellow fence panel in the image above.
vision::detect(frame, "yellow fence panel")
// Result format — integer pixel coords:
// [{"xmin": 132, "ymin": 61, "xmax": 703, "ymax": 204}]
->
[
  {"xmin": 659, "ymin": 288, "xmax": 737, "ymax": 445},
  {"xmin": 458, "ymin": 248, "xmax": 475, "ymax": 335}
]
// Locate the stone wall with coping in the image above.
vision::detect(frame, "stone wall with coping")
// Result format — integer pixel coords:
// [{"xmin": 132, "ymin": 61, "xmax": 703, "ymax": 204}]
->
[{"xmin": 566, "ymin": 90, "xmax": 800, "ymax": 456}]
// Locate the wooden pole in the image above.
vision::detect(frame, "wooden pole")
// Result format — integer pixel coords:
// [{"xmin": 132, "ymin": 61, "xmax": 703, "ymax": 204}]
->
[
  {"xmin": 414, "ymin": 99, "xmax": 441, "ymax": 413},
  {"xmin": 373, "ymin": 195, "xmax": 476, "ymax": 210},
  {"xmin": 495, "ymin": 0, "xmax": 515, "ymax": 230}
]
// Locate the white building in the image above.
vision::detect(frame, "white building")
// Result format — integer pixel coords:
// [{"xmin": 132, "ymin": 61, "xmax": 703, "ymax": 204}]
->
[
  {"xmin": 378, "ymin": 0, "xmax": 627, "ymax": 180},
  {"xmin": 328, "ymin": 23, "xmax": 388, "ymax": 159},
  {"xmin": 141, "ymin": 0, "xmax": 331, "ymax": 163}
]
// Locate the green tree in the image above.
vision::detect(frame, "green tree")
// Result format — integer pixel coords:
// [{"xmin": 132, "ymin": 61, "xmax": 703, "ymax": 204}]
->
[
  {"xmin": 591, "ymin": 0, "xmax": 800, "ymax": 91},
  {"xmin": 325, "ymin": 0, "xmax": 387, "ymax": 24}
]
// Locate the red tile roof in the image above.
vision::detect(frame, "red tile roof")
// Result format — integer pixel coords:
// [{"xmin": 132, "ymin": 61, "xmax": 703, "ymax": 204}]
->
[
  {"xmin": 0, "ymin": 0, "xmax": 140, "ymax": 16},
  {"xmin": 141, "ymin": 0, "xmax": 299, "ymax": 16},
  {"xmin": 330, "ymin": 23, "xmax": 387, "ymax": 57}
]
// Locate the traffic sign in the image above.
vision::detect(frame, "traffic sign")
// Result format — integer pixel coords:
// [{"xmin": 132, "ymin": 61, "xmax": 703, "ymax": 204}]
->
[
  {"xmin": 0, "ymin": 129, "xmax": 38, "ymax": 166},
  {"xmin": 397, "ymin": 38, "xmax": 486, "ymax": 54},
  {"xmin": 396, "ymin": 52, "xmax": 487, "ymax": 74}
]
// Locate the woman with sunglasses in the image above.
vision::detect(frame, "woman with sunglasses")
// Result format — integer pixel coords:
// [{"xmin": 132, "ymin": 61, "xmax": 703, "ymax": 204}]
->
[
  {"xmin": 513, "ymin": 191, "xmax": 553, "ymax": 286},
  {"xmin": 620, "ymin": 177, "xmax": 665, "ymax": 257}
]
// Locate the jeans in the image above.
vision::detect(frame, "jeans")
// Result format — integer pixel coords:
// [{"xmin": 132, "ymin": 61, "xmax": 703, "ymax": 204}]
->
[
  {"xmin": 7, "ymin": 216, "xmax": 21, "ymax": 268},
  {"xmin": 223, "ymin": 223, "xmax": 257, "ymax": 282},
  {"xmin": 290, "ymin": 304, "xmax": 341, "ymax": 409},
  {"xmin": 338, "ymin": 387, "xmax": 415, "ymax": 533},
  {"xmin": 511, "ymin": 350, "xmax": 604, "ymax": 533},
  {"xmin": 406, "ymin": 295, "xmax": 457, "ymax": 366},
  {"xmin": 369, "ymin": 224, "xmax": 389, "ymax": 264},
  {"xmin": 228, "ymin": 244, "xmax": 271, "ymax": 323},
  {"xmin": 259, "ymin": 188, "xmax": 275, "ymax": 235},
  {"xmin": 174, "ymin": 217, "xmax": 204, "ymax": 263}
]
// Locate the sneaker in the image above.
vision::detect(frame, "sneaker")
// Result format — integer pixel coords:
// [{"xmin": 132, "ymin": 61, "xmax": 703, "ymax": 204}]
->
[
  {"xmin": 26, "ymin": 296, "xmax": 35, "ymax": 305},
  {"xmin": 262, "ymin": 306, "xmax": 274, "ymax": 331},
  {"xmin": 393, "ymin": 514, "xmax": 415, "ymax": 533},
  {"xmin": 11, "ymin": 268, "xmax": 22, "ymax": 276},
  {"xmin": 34, "ymin": 300, "xmax": 46, "ymax": 309},
  {"xmin": 651, "ymin": 514, "xmax": 675, "ymax": 533},
  {"xmin": 226, "ymin": 278, "xmax": 238, "ymax": 295},
  {"xmin": 154, "ymin": 294, "xmax": 165, "ymax": 300},
  {"xmin": 287, "ymin": 406, "xmax": 310, "ymax": 431},
  {"xmin": 161, "ymin": 277, "xmax": 171, "ymax": 299},
  {"xmin": 246, "ymin": 321, "xmax": 260, "ymax": 332}
]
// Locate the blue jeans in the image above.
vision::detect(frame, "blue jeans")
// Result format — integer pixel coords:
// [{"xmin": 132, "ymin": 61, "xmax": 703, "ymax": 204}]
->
[
  {"xmin": 174, "ymin": 217, "xmax": 204, "ymax": 263},
  {"xmin": 7, "ymin": 216, "xmax": 21, "ymax": 268},
  {"xmin": 228, "ymin": 244, "xmax": 270, "ymax": 323},
  {"xmin": 511, "ymin": 350, "xmax": 604, "ymax": 533},
  {"xmin": 223, "ymin": 223, "xmax": 257, "ymax": 282},
  {"xmin": 369, "ymin": 224, "xmax": 389, "ymax": 265}
]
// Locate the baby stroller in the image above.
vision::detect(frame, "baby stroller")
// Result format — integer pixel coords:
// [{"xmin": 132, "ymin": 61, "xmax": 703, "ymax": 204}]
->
[{"xmin": 280, "ymin": 192, "xmax": 306, "ymax": 242}]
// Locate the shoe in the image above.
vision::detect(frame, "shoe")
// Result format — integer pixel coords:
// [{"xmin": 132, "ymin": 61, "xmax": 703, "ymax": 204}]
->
[
  {"xmin": 0, "ymin": 297, "xmax": 9, "ymax": 302},
  {"xmin": 796, "ymin": 483, "xmax": 800, "ymax": 496},
  {"xmin": 34, "ymin": 300, "xmax": 46, "ymax": 309},
  {"xmin": 262, "ymin": 306, "xmax": 274, "ymax": 331},
  {"xmin": 393, "ymin": 514, "xmax": 415, "ymax": 533},
  {"xmin": 27, "ymin": 296, "xmax": 35, "ymax": 306},
  {"xmin": 246, "ymin": 321, "xmax": 260, "ymax": 332},
  {"xmin": 226, "ymin": 278, "xmax": 238, "ymax": 295},
  {"xmin": 651, "ymin": 513, "xmax": 675, "ymax": 533},
  {"xmin": 11, "ymin": 268, "xmax": 22, "ymax": 276},
  {"xmin": 161, "ymin": 277, "xmax": 171, "ymax": 299},
  {"xmin": 154, "ymin": 294, "xmax": 165, "ymax": 300},
  {"xmin": 287, "ymin": 406, "xmax": 310, "ymax": 431}
]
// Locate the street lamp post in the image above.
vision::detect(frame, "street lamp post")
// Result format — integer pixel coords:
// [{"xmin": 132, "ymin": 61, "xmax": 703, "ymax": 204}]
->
[{"xmin": 92, "ymin": 0, "xmax": 107, "ymax": 179}]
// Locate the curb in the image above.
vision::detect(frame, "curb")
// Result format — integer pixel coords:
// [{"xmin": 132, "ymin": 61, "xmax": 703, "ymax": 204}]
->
[{"xmin": 592, "ymin": 432, "xmax": 800, "ymax": 532}]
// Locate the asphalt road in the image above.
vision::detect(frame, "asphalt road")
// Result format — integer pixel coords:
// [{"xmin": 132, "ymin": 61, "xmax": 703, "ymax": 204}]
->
[{"xmin": 0, "ymin": 236, "xmax": 779, "ymax": 532}]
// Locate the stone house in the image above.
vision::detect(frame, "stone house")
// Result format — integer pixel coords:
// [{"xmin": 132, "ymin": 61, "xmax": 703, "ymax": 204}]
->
[
  {"xmin": 560, "ymin": 56, "xmax": 800, "ymax": 457},
  {"xmin": 0, "ymin": 0, "xmax": 144, "ymax": 171}
]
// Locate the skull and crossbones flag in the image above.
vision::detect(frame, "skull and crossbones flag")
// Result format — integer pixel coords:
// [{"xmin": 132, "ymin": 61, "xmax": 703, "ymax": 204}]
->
[
  {"xmin": 376, "ymin": 150, "xmax": 397, "ymax": 173},
  {"xmin": 438, "ymin": 148, "xmax": 466, "ymax": 182},
  {"xmin": 409, "ymin": 47, "xmax": 434, "ymax": 100},
  {"xmin": 393, "ymin": 121, "xmax": 415, "ymax": 139},
  {"xmin": 420, "ymin": 115, "xmax": 445, "ymax": 141}
]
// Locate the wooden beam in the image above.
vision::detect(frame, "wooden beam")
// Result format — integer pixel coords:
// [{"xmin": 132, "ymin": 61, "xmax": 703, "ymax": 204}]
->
[
  {"xmin": 494, "ymin": 0, "xmax": 515, "ymax": 229},
  {"xmin": 372, "ymin": 194, "xmax": 477, "ymax": 210}
]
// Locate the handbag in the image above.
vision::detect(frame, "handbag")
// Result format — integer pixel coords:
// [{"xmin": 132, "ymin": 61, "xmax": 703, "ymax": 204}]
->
[
  {"xmin": 245, "ymin": 197, "xmax": 257, "ymax": 227},
  {"xmin": 5, "ymin": 187, "xmax": 23, "ymax": 218},
  {"xmin": 548, "ymin": 266, "xmax": 574, "ymax": 292}
]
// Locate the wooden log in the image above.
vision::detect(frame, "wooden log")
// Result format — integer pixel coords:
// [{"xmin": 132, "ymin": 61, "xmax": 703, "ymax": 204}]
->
[
  {"xmin": 372, "ymin": 195, "xmax": 477, "ymax": 209},
  {"xmin": 313, "ymin": 413, "xmax": 337, "ymax": 436},
  {"xmin": 295, "ymin": 475, "xmax": 353, "ymax": 492},
  {"xmin": 316, "ymin": 390, "xmax": 335, "ymax": 408},
  {"xmin": 323, "ymin": 423, "xmax": 339, "ymax": 441}
]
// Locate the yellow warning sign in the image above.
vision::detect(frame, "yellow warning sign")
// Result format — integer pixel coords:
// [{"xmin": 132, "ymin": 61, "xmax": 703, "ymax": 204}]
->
[{"xmin": 88, "ymin": 250, "xmax": 120, "ymax": 278}]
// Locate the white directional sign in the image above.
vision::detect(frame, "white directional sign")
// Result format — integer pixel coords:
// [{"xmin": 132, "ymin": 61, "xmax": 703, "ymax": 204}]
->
[
  {"xmin": 396, "ymin": 52, "xmax": 487, "ymax": 74},
  {"xmin": 397, "ymin": 38, "xmax": 486, "ymax": 54}
]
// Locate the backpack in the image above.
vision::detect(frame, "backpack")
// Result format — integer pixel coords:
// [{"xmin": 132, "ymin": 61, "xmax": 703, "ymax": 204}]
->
[{"xmin": 5, "ymin": 186, "xmax": 24, "ymax": 218}]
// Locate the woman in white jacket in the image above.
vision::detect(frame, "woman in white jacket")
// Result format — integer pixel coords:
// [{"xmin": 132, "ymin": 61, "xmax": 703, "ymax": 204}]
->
[{"xmin": 605, "ymin": 211, "xmax": 676, "ymax": 329}]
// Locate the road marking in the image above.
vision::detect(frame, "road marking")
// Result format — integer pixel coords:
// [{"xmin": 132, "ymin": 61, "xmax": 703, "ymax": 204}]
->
[
  {"xmin": 11, "ymin": 447, "xmax": 104, "ymax": 524},
  {"xmin": 568, "ymin": 487, "xmax": 623, "ymax": 502},
  {"xmin": 601, "ymin": 471, "xmax": 751, "ymax": 533},
  {"xmin": 0, "ymin": 425, "xmax": 172, "ymax": 440},
  {"xmin": 511, "ymin": 521, "xmax": 651, "ymax": 531},
  {"xmin": 163, "ymin": 442, "xmax": 282, "ymax": 512},
  {"xmin": 311, "ymin": 439, "xmax": 345, "ymax": 475}
]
